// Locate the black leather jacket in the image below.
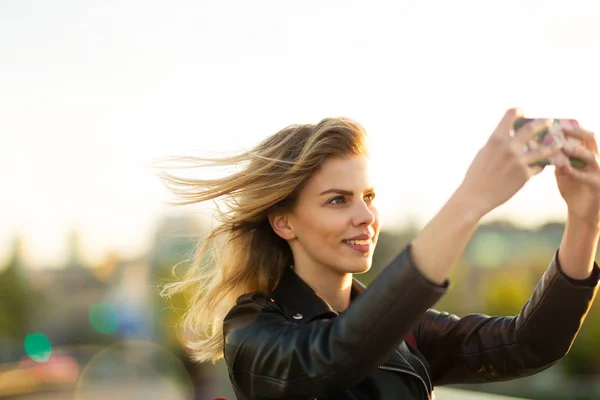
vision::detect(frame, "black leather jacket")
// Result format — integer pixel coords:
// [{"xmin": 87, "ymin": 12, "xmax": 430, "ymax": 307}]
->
[{"xmin": 223, "ymin": 245, "xmax": 599, "ymax": 399}]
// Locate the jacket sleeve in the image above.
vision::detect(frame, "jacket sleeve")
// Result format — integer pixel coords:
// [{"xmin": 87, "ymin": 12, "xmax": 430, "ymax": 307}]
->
[
  {"xmin": 414, "ymin": 249, "xmax": 600, "ymax": 386},
  {"xmin": 222, "ymin": 245, "xmax": 448, "ymax": 399}
]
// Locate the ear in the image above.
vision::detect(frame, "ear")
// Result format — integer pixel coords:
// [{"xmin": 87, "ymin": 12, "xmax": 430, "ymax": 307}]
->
[{"xmin": 268, "ymin": 213, "xmax": 296, "ymax": 240}]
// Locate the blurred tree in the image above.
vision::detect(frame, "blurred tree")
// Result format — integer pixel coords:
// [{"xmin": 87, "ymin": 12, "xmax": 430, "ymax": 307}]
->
[
  {"xmin": 149, "ymin": 214, "xmax": 222, "ymax": 399},
  {"xmin": 149, "ymin": 214, "xmax": 203, "ymax": 347},
  {"xmin": 482, "ymin": 266, "xmax": 532, "ymax": 317},
  {"xmin": 0, "ymin": 237, "xmax": 36, "ymax": 342},
  {"xmin": 559, "ymin": 292, "xmax": 600, "ymax": 377}
]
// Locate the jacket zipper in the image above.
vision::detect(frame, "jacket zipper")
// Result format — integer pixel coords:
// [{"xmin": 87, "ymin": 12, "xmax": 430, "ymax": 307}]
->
[
  {"xmin": 414, "ymin": 355, "xmax": 434, "ymax": 395},
  {"xmin": 377, "ymin": 365, "xmax": 435, "ymax": 400}
]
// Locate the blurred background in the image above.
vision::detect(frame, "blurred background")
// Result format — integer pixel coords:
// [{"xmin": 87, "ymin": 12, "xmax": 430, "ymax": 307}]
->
[{"xmin": 2, "ymin": 0, "xmax": 600, "ymax": 399}]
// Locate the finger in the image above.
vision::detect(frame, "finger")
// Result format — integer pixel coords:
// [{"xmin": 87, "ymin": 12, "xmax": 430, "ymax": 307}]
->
[
  {"xmin": 555, "ymin": 165, "xmax": 569, "ymax": 178},
  {"xmin": 526, "ymin": 137, "xmax": 540, "ymax": 151},
  {"xmin": 492, "ymin": 108, "xmax": 521, "ymax": 140},
  {"xmin": 522, "ymin": 141, "xmax": 562, "ymax": 166},
  {"xmin": 562, "ymin": 125, "xmax": 599, "ymax": 153},
  {"xmin": 562, "ymin": 143, "xmax": 599, "ymax": 168},
  {"xmin": 563, "ymin": 164, "xmax": 598, "ymax": 186},
  {"xmin": 512, "ymin": 118, "xmax": 554, "ymax": 146}
]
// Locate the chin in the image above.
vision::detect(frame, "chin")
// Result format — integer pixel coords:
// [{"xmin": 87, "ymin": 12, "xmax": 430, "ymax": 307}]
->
[
  {"xmin": 327, "ymin": 253, "xmax": 373, "ymax": 275},
  {"xmin": 346, "ymin": 261, "xmax": 372, "ymax": 274}
]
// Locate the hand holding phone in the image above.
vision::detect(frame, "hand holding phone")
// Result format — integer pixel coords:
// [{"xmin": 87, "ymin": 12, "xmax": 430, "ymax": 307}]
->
[{"xmin": 514, "ymin": 118, "xmax": 586, "ymax": 168}]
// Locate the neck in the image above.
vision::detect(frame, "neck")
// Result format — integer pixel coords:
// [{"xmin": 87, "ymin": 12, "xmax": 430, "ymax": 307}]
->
[{"xmin": 293, "ymin": 264, "xmax": 354, "ymax": 312}]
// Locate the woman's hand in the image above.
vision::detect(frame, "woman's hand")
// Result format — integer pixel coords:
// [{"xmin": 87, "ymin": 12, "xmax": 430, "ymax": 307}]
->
[
  {"xmin": 458, "ymin": 108, "xmax": 563, "ymax": 218},
  {"xmin": 553, "ymin": 124, "xmax": 600, "ymax": 280},
  {"xmin": 555, "ymin": 125, "xmax": 600, "ymax": 229},
  {"xmin": 410, "ymin": 109, "xmax": 563, "ymax": 285}
]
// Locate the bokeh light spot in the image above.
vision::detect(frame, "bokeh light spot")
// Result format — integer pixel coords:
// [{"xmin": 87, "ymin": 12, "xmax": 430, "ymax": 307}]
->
[
  {"xmin": 45, "ymin": 354, "xmax": 81, "ymax": 383},
  {"xmin": 89, "ymin": 302, "xmax": 119, "ymax": 335},
  {"xmin": 76, "ymin": 340, "xmax": 193, "ymax": 400},
  {"xmin": 24, "ymin": 333, "xmax": 52, "ymax": 362}
]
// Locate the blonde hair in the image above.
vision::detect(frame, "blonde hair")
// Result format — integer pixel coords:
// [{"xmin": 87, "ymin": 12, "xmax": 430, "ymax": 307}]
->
[{"xmin": 155, "ymin": 117, "xmax": 369, "ymax": 363}]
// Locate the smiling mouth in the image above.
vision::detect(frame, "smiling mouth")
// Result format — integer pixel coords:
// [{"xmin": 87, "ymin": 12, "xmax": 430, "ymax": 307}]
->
[
  {"xmin": 342, "ymin": 239, "xmax": 372, "ymax": 253},
  {"xmin": 344, "ymin": 239, "xmax": 370, "ymax": 245}
]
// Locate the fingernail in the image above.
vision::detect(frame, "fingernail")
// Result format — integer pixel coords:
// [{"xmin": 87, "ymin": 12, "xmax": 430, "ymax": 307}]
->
[{"xmin": 564, "ymin": 143, "xmax": 573, "ymax": 151}]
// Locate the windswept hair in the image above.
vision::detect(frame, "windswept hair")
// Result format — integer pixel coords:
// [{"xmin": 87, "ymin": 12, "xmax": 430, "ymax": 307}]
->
[{"xmin": 154, "ymin": 117, "xmax": 369, "ymax": 363}]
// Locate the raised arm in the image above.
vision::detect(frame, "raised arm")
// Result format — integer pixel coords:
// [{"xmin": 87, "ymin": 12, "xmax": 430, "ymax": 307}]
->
[
  {"xmin": 413, "ymin": 250, "xmax": 599, "ymax": 386},
  {"xmin": 411, "ymin": 111, "xmax": 560, "ymax": 285},
  {"xmin": 415, "ymin": 121, "xmax": 600, "ymax": 385}
]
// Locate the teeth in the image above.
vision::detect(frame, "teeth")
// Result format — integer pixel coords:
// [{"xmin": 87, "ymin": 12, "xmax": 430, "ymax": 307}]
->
[{"xmin": 346, "ymin": 240, "xmax": 370, "ymax": 245}]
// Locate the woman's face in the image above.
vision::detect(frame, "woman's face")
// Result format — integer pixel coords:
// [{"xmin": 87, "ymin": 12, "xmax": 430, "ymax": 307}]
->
[{"xmin": 286, "ymin": 155, "xmax": 380, "ymax": 275}]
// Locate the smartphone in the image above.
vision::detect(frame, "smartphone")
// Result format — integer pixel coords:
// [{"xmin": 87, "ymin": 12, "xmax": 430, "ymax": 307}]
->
[{"xmin": 513, "ymin": 117, "xmax": 585, "ymax": 168}]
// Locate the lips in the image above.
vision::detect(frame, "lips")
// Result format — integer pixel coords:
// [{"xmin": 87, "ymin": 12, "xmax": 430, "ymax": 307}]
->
[
  {"xmin": 343, "ymin": 241, "xmax": 371, "ymax": 253},
  {"xmin": 345, "ymin": 233, "xmax": 372, "ymax": 241},
  {"xmin": 342, "ymin": 233, "xmax": 373, "ymax": 254}
]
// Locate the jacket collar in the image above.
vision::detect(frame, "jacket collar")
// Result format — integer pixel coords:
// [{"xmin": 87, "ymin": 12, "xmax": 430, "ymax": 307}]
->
[{"xmin": 270, "ymin": 266, "xmax": 367, "ymax": 324}]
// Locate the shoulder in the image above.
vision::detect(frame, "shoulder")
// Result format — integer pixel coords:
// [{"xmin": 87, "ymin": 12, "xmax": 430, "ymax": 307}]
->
[
  {"xmin": 223, "ymin": 291, "xmax": 286, "ymax": 336},
  {"xmin": 227, "ymin": 291, "xmax": 282, "ymax": 314},
  {"xmin": 222, "ymin": 291, "xmax": 289, "ymax": 361}
]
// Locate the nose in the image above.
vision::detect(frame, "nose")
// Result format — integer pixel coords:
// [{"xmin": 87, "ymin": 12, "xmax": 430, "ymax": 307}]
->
[{"xmin": 352, "ymin": 199, "xmax": 377, "ymax": 227}]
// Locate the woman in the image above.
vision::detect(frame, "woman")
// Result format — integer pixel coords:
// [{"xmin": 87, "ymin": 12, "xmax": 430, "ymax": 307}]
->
[{"xmin": 158, "ymin": 109, "xmax": 600, "ymax": 400}]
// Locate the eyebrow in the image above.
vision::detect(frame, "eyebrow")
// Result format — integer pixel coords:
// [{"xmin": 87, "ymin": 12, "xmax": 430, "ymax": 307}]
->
[{"xmin": 319, "ymin": 188, "xmax": 374, "ymax": 196}]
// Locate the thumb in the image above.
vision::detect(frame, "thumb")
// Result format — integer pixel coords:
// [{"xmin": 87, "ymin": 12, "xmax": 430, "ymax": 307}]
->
[{"xmin": 564, "ymin": 164, "xmax": 595, "ymax": 185}]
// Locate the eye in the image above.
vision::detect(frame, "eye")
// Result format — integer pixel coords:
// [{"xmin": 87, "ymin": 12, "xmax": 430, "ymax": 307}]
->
[
  {"xmin": 328, "ymin": 196, "xmax": 346, "ymax": 205},
  {"xmin": 364, "ymin": 192, "xmax": 376, "ymax": 202}
]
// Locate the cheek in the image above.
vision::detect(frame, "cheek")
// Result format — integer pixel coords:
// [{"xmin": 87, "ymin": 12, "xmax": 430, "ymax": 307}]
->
[
  {"xmin": 299, "ymin": 210, "xmax": 348, "ymax": 248},
  {"xmin": 324, "ymin": 214, "xmax": 350, "ymax": 242}
]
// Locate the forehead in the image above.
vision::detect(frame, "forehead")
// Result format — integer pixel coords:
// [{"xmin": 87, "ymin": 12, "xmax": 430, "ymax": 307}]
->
[{"xmin": 304, "ymin": 156, "xmax": 373, "ymax": 192}]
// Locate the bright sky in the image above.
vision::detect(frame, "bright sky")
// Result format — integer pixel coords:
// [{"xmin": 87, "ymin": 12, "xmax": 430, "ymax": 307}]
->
[{"xmin": 2, "ymin": 0, "xmax": 599, "ymax": 268}]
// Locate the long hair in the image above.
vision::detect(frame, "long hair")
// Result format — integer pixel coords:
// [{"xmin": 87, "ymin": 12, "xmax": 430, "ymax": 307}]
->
[{"xmin": 154, "ymin": 117, "xmax": 369, "ymax": 363}]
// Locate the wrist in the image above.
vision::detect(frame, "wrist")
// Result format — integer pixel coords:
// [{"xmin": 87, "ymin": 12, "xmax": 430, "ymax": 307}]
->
[
  {"xmin": 560, "ymin": 215, "xmax": 600, "ymax": 280},
  {"xmin": 453, "ymin": 184, "xmax": 490, "ymax": 222},
  {"xmin": 567, "ymin": 211, "xmax": 600, "ymax": 234}
]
